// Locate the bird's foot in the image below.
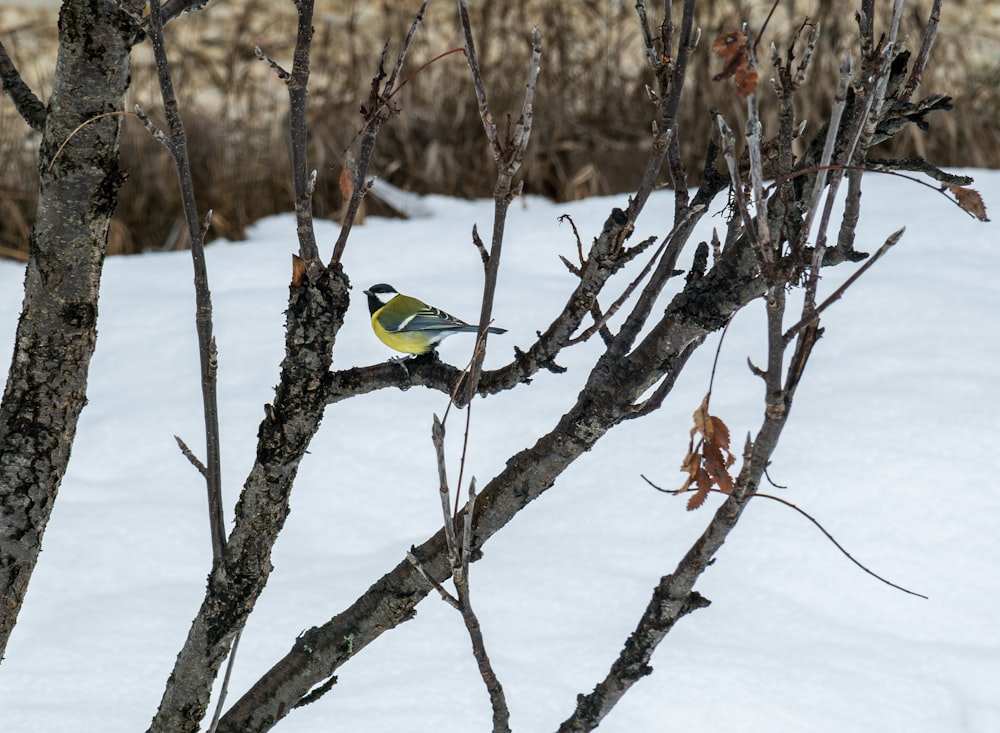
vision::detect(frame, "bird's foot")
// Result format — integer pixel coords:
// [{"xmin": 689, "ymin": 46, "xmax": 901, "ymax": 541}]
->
[{"xmin": 388, "ymin": 354, "xmax": 414, "ymax": 378}]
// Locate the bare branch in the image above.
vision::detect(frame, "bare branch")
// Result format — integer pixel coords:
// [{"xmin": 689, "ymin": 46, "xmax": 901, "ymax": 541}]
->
[
  {"xmin": 750, "ymin": 491, "xmax": 928, "ymax": 599},
  {"xmin": 662, "ymin": 0, "xmax": 700, "ymax": 207},
  {"xmin": 745, "ymin": 86, "xmax": 772, "ymax": 259},
  {"xmin": 794, "ymin": 21, "xmax": 822, "ymax": 87},
  {"xmin": 717, "ymin": 115, "xmax": 759, "ymax": 251},
  {"xmin": 430, "ymin": 414, "xmax": 511, "ymax": 732},
  {"xmin": 253, "ymin": 46, "xmax": 291, "ymax": 84},
  {"xmin": 406, "ymin": 551, "xmax": 459, "ymax": 609},
  {"xmin": 155, "ymin": 0, "xmax": 212, "ymax": 25},
  {"xmin": 174, "ymin": 435, "xmax": 208, "ymax": 479},
  {"xmin": 431, "ymin": 415, "xmax": 459, "ymax": 553},
  {"xmin": 455, "ymin": 15, "xmax": 543, "ymax": 401},
  {"xmin": 643, "ymin": 480, "xmax": 927, "ymax": 598},
  {"xmin": 329, "ymin": 0, "xmax": 430, "ymax": 265},
  {"xmin": 146, "ymin": 0, "xmax": 226, "ymax": 569},
  {"xmin": 207, "ymin": 631, "xmax": 242, "ymax": 733},
  {"xmin": 455, "ymin": 0, "xmax": 503, "ymax": 162},
  {"xmin": 452, "ymin": 483, "xmax": 511, "ymax": 733},
  {"xmin": 801, "ymin": 54, "xmax": 853, "ymax": 310},
  {"xmin": 868, "ymin": 156, "xmax": 973, "ymax": 185},
  {"xmin": 558, "ymin": 583, "xmax": 711, "ymax": 732},
  {"xmin": 784, "ymin": 227, "xmax": 904, "ymax": 344},
  {"xmin": 287, "ymin": 0, "xmax": 320, "ymax": 262},
  {"xmin": 901, "ymin": 0, "xmax": 943, "ymax": 104},
  {"xmin": 0, "ymin": 38, "xmax": 46, "ymax": 131}
]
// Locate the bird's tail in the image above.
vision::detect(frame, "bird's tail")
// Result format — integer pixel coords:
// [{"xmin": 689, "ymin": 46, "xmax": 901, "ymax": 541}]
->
[{"xmin": 456, "ymin": 325, "xmax": 507, "ymax": 335}]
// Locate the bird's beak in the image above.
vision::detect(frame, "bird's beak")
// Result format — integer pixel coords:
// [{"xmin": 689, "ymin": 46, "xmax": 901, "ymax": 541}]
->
[{"xmin": 363, "ymin": 289, "xmax": 372, "ymax": 297}]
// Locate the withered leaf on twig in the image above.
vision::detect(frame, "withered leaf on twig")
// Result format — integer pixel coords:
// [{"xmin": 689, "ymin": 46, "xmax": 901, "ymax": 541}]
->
[
  {"xmin": 711, "ymin": 30, "xmax": 759, "ymax": 99},
  {"xmin": 678, "ymin": 394, "xmax": 737, "ymax": 510},
  {"xmin": 948, "ymin": 185, "xmax": 990, "ymax": 222}
]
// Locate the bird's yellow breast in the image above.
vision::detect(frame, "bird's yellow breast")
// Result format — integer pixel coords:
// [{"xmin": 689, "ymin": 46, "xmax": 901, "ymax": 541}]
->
[{"xmin": 370, "ymin": 313, "xmax": 433, "ymax": 354}]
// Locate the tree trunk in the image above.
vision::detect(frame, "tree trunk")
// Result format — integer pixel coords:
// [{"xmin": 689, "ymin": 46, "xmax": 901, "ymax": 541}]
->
[{"xmin": 0, "ymin": 0, "xmax": 139, "ymax": 660}]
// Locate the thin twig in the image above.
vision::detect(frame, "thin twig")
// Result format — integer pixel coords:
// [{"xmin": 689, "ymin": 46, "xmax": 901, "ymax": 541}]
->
[
  {"xmin": 206, "ymin": 630, "xmax": 242, "ymax": 733},
  {"xmin": 717, "ymin": 115, "xmax": 759, "ymax": 252},
  {"xmin": 752, "ymin": 0, "xmax": 781, "ymax": 51},
  {"xmin": 456, "ymin": 10, "xmax": 542, "ymax": 403},
  {"xmin": 742, "ymin": 21, "xmax": 773, "ymax": 261},
  {"xmin": 771, "ymin": 164, "xmax": 982, "ymax": 221},
  {"xmin": 456, "ymin": 0, "xmax": 503, "ymax": 161},
  {"xmin": 174, "ymin": 435, "xmax": 208, "ymax": 479},
  {"xmin": 147, "ymin": 4, "xmax": 237, "ymax": 729},
  {"xmin": 662, "ymin": 0, "xmax": 700, "ymax": 207},
  {"xmin": 431, "ymin": 415, "xmax": 460, "ymax": 554},
  {"xmin": 801, "ymin": 54, "xmax": 853, "ymax": 310},
  {"xmin": 642, "ymin": 477, "xmax": 926, "ymax": 598},
  {"xmin": 147, "ymin": 0, "xmax": 226, "ymax": 569},
  {"xmin": 329, "ymin": 0, "xmax": 430, "ymax": 265},
  {"xmin": 901, "ymin": 0, "xmax": 943, "ymax": 104},
  {"xmin": 705, "ymin": 315, "xmax": 734, "ymax": 400},
  {"xmin": 568, "ymin": 205, "xmax": 702, "ymax": 347},
  {"xmin": 783, "ymin": 227, "xmax": 904, "ymax": 343},
  {"xmin": 453, "ymin": 391, "xmax": 475, "ymax": 520},
  {"xmin": 430, "ymin": 409, "xmax": 511, "ymax": 732},
  {"xmin": 797, "ymin": 54, "xmax": 852, "ymax": 253},
  {"xmin": 325, "ymin": 46, "xmax": 463, "ymax": 187},
  {"xmin": 407, "ymin": 551, "xmax": 459, "ymax": 609}
]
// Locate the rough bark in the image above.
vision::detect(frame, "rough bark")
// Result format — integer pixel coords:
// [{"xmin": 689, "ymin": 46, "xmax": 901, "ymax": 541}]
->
[
  {"xmin": 216, "ymin": 199, "xmax": 753, "ymax": 733},
  {"xmin": 0, "ymin": 0, "xmax": 142, "ymax": 661},
  {"xmin": 148, "ymin": 262, "xmax": 351, "ymax": 733}
]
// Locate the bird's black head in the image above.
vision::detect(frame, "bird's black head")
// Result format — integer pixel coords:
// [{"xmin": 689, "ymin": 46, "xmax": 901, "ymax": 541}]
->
[{"xmin": 363, "ymin": 283, "xmax": 398, "ymax": 315}]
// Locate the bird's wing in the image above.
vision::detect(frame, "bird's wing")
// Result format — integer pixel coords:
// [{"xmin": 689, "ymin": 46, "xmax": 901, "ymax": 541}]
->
[{"xmin": 381, "ymin": 295, "xmax": 473, "ymax": 333}]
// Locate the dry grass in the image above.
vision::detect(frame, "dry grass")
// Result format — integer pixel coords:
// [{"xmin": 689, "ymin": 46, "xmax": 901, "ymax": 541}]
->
[{"xmin": 1, "ymin": 0, "xmax": 997, "ymax": 259}]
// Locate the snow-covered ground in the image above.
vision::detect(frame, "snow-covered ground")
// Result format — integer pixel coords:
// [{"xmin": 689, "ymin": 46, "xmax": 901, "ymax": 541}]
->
[{"xmin": 1, "ymin": 170, "xmax": 997, "ymax": 732}]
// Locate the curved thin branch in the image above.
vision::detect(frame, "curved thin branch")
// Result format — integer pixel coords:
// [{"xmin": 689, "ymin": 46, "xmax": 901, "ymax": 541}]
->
[{"xmin": 643, "ymin": 478, "xmax": 926, "ymax": 599}]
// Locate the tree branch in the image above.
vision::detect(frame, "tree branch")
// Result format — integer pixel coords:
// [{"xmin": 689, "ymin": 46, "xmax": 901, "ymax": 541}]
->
[
  {"xmin": 283, "ymin": 0, "xmax": 319, "ymax": 261},
  {"xmin": 0, "ymin": 0, "xmax": 139, "ymax": 660},
  {"xmin": 455, "ymin": 3, "xmax": 542, "ymax": 401},
  {"xmin": 429, "ymin": 414, "xmax": 511, "ymax": 732},
  {"xmin": 215, "ymin": 6, "xmax": 957, "ymax": 730},
  {"xmin": 0, "ymin": 37, "xmax": 46, "ymax": 131},
  {"xmin": 145, "ymin": 0, "xmax": 226, "ymax": 570},
  {"xmin": 329, "ymin": 0, "xmax": 430, "ymax": 265}
]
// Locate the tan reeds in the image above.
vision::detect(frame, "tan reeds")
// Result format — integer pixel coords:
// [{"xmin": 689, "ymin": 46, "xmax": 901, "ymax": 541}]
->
[{"xmin": 1, "ymin": 0, "xmax": 996, "ymax": 258}]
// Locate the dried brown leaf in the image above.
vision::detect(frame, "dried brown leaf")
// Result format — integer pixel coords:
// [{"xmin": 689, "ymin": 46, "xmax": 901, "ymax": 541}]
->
[
  {"xmin": 711, "ymin": 30, "xmax": 748, "ymax": 61},
  {"xmin": 339, "ymin": 164, "xmax": 355, "ymax": 201},
  {"xmin": 677, "ymin": 394, "xmax": 737, "ymax": 507},
  {"xmin": 711, "ymin": 30, "xmax": 758, "ymax": 98},
  {"xmin": 692, "ymin": 397, "xmax": 711, "ymax": 442},
  {"xmin": 680, "ymin": 449, "xmax": 700, "ymax": 475},
  {"xmin": 734, "ymin": 65, "xmax": 759, "ymax": 98},
  {"xmin": 709, "ymin": 415, "xmax": 730, "ymax": 451},
  {"xmin": 687, "ymin": 469, "xmax": 712, "ymax": 510},
  {"xmin": 949, "ymin": 185, "xmax": 990, "ymax": 222}
]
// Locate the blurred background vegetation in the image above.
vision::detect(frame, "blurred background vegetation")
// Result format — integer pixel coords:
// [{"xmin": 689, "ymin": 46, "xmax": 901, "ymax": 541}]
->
[{"xmin": 1, "ymin": 0, "xmax": 997, "ymax": 259}]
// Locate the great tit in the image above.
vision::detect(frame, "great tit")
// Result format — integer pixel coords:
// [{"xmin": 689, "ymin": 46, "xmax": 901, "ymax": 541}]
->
[{"xmin": 363, "ymin": 283, "xmax": 506, "ymax": 355}]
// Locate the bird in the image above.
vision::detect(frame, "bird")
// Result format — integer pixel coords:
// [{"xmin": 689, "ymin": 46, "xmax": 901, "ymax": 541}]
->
[{"xmin": 363, "ymin": 283, "xmax": 506, "ymax": 355}]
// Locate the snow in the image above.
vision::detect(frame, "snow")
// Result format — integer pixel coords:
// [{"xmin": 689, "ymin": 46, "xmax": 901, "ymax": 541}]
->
[{"xmin": 1, "ymin": 170, "xmax": 998, "ymax": 732}]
